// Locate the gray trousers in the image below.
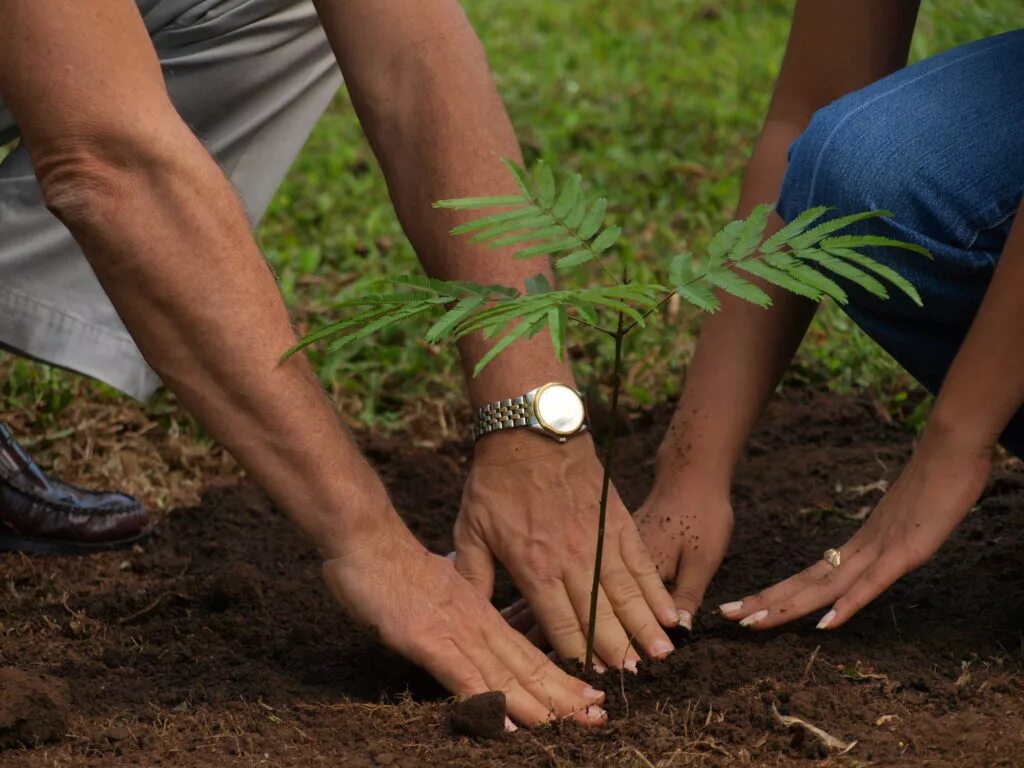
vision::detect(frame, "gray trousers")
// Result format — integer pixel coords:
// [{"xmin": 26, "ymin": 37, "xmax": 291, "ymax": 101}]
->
[{"xmin": 0, "ymin": 0, "xmax": 342, "ymax": 400}]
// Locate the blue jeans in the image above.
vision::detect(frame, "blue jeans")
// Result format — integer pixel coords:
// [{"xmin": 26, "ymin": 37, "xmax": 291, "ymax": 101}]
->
[{"xmin": 778, "ymin": 29, "xmax": 1024, "ymax": 455}]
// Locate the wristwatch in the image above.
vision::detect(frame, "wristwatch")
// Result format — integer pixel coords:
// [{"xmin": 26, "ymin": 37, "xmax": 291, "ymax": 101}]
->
[{"xmin": 473, "ymin": 382, "xmax": 588, "ymax": 443}]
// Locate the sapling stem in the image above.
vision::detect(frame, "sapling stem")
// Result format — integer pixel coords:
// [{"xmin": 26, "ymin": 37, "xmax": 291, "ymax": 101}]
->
[{"xmin": 584, "ymin": 310, "xmax": 626, "ymax": 673}]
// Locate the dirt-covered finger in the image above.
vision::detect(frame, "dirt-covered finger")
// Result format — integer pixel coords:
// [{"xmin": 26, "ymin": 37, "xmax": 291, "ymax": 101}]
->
[
  {"xmin": 487, "ymin": 619, "xmax": 607, "ymax": 725},
  {"xmin": 519, "ymin": 580, "xmax": 589, "ymax": 662},
  {"xmin": 600, "ymin": 558, "xmax": 675, "ymax": 659},
  {"xmin": 564, "ymin": 571, "xmax": 639, "ymax": 671}
]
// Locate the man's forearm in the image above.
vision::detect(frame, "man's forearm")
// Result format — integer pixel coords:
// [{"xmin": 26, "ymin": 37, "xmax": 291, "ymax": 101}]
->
[
  {"xmin": 49, "ymin": 134, "xmax": 392, "ymax": 556},
  {"xmin": 316, "ymin": 0, "xmax": 576, "ymax": 409}
]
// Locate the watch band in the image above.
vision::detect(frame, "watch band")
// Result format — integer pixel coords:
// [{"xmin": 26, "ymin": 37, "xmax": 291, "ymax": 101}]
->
[{"xmin": 473, "ymin": 395, "xmax": 535, "ymax": 440}]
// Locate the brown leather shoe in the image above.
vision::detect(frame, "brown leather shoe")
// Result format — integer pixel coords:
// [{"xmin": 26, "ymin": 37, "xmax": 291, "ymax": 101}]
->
[{"xmin": 0, "ymin": 423, "xmax": 149, "ymax": 555}]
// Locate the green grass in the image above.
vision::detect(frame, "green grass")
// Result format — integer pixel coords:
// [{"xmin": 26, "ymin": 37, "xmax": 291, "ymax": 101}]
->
[{"xmin": 2, "ymin": 0, "xmax": 1019, "ymax": 431}]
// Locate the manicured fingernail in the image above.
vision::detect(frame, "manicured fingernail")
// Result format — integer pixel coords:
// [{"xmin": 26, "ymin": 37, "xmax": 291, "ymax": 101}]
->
[
  {"xmin": 650, "ymin": 638, "xmax": 674, "ymax": 658},
  {"xmin": 739, "ymin": 609, "xmax": 769, "ymax": 628},
  {"xmin": 678, "ymin": 610, "xmax": 693, "ymax": 630},
  {"xmin": 592, "ymin": 658, "xmax": 607, "ymax": 674},
  {"xmin": 586, "ymin": 704, "xmax": 607, "ymax": 722},
  {"xmin": 504, "ymin": 716, "xmax": 518, "ymax": 733},
  {"xmin": 624, "ymin": 659, "xmax": 639, "ymax": 674},
  {"xmin": 719, "ymin": 601, "xmax": 744, "ymax": 615},
  {"xmin": 583, "ymin": 685, "xmax": 604, "ymax": 701},
  {"xmin": 816, "ymin": 609, "xmax": 837, "ymax": 630}
]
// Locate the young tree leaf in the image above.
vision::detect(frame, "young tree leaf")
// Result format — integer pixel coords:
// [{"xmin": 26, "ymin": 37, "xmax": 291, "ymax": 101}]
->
[
  {"xmin": 525, "ymin": 273, "xmax": 553, "ymax": 294},
  {"xmin": 737, "ymin": 260, "xmax": 822, "ymax": 301},
  {"xmin": 668, "ymin": 252, "xmax": 692, "ymax": 287},
  {"xmin": 564, "ymin": 195, "xmax": 589, "ymax": 230},
  {"xmin": 548, "ymin": 305, "xmax": 567, "ymax": 362},
  {"xmin": 491, "ymin": 225, "xmax": 568, "ymax": 248},
  {"xmin": 469, "ymin": 213, "xmax": 556, "ymax": 243},
  {"xmin": 799, "ymin": 249, "xmax": 889, "ymax": 299},
  {"xmin": 826, "ymin": 247, "xmax": 923, "ymax": 306},
  {"xmin": 327, "ymin": 302, "xmax": 437, "ymax": 353},
  {"xmin": 553, "ymin": 174, "xmax": 583, "ymax": 219},
  {"xmin": 554, "ymin": 249, "xmax": 595, "ymax": 271},
  {"xmin": 730, "ymin": 203, "xmax": 775, "ymax": 261},
  {"xmin": 577, "ymin": 292, "xmax": 647, "ymax": 325},
  {"xmin": 449, "ymin": 206, "xmax": 535, "ymax": 235},
  {"xmin": 591, "ymin": 225, "xmax": 621, "ymax": 254},
  {"xmin": 675, "ymin": 281, "xmax": 720, "ymax": 313},
  {"xmin": 433, "ymin": 195, "xmax": 526, "ymax": 211},
  {"xmin": 578, "ymin": 198, "xmax": 608, "ymax": 240},
  {"xmin": 819, "ymin": 234, "xmax": 932, "ymax": 258},
  {"xmin": 760, "ymin": 205, "xmax": 830, "ymax": 253},
  {"xmin": 503, "ymin": 159, "xmax": 534, "ymax": 199},
  {"xmin": 473, "ymin": 310, "xmax": 550, "ymax": 376},
  {"xmin": 706, "ymin": 219, "xmax": 745, "ymax": 262},
  {"xmin": 785, "ymin": 263, "xmax": 849, "ymax": 304},
  {"xmin": 424, "ymin": 294, "xmax": 486, "ymax": 343},
  {"xmin": 515, "ymin": 237, "xmax": 580, "ymax": 259},
  {"xmin": 787, "ymin": 210, "xmax": 891, "ymax": 251},
  {"xmin": 706, "ymin": 269, "xmax": 772, "ymax": 307},
  {"xmin": 536, "ymin": 163, "xmax": 557, "ymax": 209}
]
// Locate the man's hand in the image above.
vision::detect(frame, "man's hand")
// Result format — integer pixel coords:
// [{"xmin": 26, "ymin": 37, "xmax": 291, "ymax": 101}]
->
[
  {"xmin": 323, "ymin": 510, "xmax": 606, "ymax": 727},
  {"xmin": 452, "ymin": 432, "xmax": 682, "ymax": 671},
  {"xmin": 719, "ymin": 428, "xmax": 991, "ymax": 630},
  {"xmin": 634, "ymin": 483, "xmax": 734, "ymax": 630}
]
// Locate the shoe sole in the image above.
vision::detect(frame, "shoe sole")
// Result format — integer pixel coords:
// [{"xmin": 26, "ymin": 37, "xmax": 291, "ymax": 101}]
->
[{"xmin": 0, "ymin": 530, "xmax": 149, "ymax": 556}]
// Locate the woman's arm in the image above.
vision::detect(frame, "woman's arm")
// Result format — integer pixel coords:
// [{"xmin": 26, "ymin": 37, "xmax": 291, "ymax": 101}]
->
[
  {"xmin": 638, "ymin": 0, "xmax": 922, "ymax": 624},
  {"xmin": 723, "ymin": 200, "xmax": 1024, "ymax": 630}
]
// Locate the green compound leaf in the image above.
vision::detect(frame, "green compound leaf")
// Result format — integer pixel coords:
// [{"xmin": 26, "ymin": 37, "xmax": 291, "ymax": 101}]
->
[
  {"xmin": 578, "ymin": 198, "xmax": 608, "ymax": 240},
  {"xmin": 675, "ymin": 281, "xmax": 720, "ymax": 313},
  {"xmin": 799, "ymin": 249, "xmax": 889, "ymax": 300},
  {"xmin": 826, "ymin": 247, "xmax": 923, "ymax": 306},
  {"xmin": 706, "ymin": 268, "xmax": 772, "ymax": 307},
  {"xmin": 736, "ymin": 260, "xmax": 822, "ymax": 301},
  {"xmin": 761, "ymin": 205, "xmax": 830, "ymax": 254}
]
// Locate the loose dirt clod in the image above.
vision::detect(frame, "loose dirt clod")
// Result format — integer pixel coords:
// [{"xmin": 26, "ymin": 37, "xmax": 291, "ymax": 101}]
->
[
  {"xmin": 0, "ymin": 668, "xmax": 70, "ymax": 749},
  {"xmin": 450, "ymin": 691, "xmax": 506, "ymax": 739}
]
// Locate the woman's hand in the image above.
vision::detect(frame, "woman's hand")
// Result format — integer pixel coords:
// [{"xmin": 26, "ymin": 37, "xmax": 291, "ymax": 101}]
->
[
  {"xmin": 719, "ymin": 426, "xmax": 993, "ymax": 631},
  {"xmin": 634, "ymin": 483, "xmax": 735, "ymax": 630}
]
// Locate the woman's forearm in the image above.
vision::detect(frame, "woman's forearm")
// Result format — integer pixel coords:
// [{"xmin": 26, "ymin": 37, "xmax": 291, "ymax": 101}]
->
[{"xmin": 927, "ymin": 200, "xmax": 1024, "ymax": 450}]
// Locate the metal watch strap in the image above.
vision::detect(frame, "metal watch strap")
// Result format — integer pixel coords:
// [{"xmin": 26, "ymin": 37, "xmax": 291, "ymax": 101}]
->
[{"xmin": 473, "ymin": 395, "xmax": 534, "ymax": 440}]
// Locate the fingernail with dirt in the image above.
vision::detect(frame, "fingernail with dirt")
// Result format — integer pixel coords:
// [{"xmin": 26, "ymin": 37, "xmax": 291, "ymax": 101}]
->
[
  {"xmin": 503, "ymin": 717, "xmax": 518, "ymax": 733},
  {"xmin": 677, "ymin": 610, "xmax": 693, "ymax": 630},
  {"xmin": 650, "ymin": 638, "xmax": 674, "ymax": 658},
  {"xmin": 816, "ymin": 609, "xmax": 837, "ymax": 630},
  {"xmin": 739, "ymin": 609, "xmax": 769, "ymax": 628},
  {"xmin": 585, "ymin": 704, "xmax": 607, "ymax": 722},
  {"xmin": 592, "ymin": 658, "xmax": 607, "ymax": 674},
  {"xmin": 624, "ymin": 658, "xmax": 639, "ymax": 674},
  {"xmin": 718, "ymin": 601, "xmax": 743, "ymax": 615}
]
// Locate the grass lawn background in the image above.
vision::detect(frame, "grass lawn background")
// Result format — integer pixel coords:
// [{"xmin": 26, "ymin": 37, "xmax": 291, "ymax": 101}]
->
[{"xmin": 0, "ymin": 1, "xmax": 1019, "ymax": 504}]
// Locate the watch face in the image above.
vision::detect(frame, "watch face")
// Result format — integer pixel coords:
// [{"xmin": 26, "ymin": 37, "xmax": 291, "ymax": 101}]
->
[{"xmin": 534, "ymin": 384, "xmax": 586, "ymax": 436}]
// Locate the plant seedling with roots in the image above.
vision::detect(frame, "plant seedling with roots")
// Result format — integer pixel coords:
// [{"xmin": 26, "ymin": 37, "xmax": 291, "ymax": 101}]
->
[{"xmin": 289, "ymin": 161, "xmax": 927, "ymax": 673}]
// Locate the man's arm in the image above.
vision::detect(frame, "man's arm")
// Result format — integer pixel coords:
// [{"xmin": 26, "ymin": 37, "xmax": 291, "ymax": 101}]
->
[
  {"xmin": 0, "ymin": 0, "xmax": 603, "ymax": 726},
  {"xmin": 635, "ymin": 0, "xmax": 921, "ymax": 620},
  {"xmin": 313, "ymin": 0, "xmax": 683, "ymax": 669}
]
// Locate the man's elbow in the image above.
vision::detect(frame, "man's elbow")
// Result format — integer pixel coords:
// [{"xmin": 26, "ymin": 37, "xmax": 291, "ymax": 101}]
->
[{"xmin": 32, "ymin": 122, "xmax": 192, "ymax": 229}]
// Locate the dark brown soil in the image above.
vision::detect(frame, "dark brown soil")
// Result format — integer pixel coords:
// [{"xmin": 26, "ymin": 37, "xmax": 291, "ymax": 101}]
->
[{"xmin": 2, "ymin": 388, "xmax": 1023, "ymax": 766}]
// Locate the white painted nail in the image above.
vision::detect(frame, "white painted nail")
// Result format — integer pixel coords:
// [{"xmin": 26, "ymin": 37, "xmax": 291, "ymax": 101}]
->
[
  {"xmin": 678, "ymin": 610, "xmax": 693, "ymax": 630},
  {"xmin": 816, "ymin": 609, "xmax": 837, "ymax": 630},
  {"xmin": 719, "ymin": 601, "xmax": 744, "ymax": 615},
  {"xmin": 624, "ymin": 658, "xmax": 638, "ymax": 674},
  {"xmin": 504, "ymin": 716, "xmax": 518, "ymax": 733},
  {"xmin": 739, "ymin": 609, "xmax": 769, "ymax": 628},
  {"xmin": 586, "ymin": 704, "xmax": 607, "ymax": 721},
  {"xmin": 592, "ymin": 658, "xmax": 607, "ymax": 674}
]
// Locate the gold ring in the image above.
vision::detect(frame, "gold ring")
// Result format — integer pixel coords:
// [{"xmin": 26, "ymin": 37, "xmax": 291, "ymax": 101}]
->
[{"xmin": 823, "ymin": 548, "xmax": 842, "ymax": 569}]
